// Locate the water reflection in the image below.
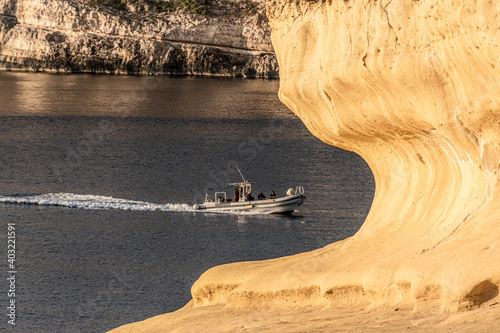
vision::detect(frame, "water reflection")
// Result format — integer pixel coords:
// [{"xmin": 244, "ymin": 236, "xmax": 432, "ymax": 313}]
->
[{"xmin": 0, "ymin": 72, "xmax": 293, "ymax": 119}]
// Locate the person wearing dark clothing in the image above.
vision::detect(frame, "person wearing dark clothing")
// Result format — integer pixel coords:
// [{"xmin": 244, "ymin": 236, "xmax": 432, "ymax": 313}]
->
[
  {"xmin": 246, "ymin": 192, "xmax": 254, "ymax": 201},
  {"xmin": 234, "ymin": 188, "xmax": 240, "ymax": 202},
  {"xmin": 269, "ymin": 190, "xmax": 276, "ymax": 199},
  {"xmin": 258, "ymin": 192, "xmax": 266, "ymax": 200}
]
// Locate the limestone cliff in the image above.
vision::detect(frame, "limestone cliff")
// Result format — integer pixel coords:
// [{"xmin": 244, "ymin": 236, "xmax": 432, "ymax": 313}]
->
[
  {"xmin": 113, "ymin": 0, "xmax": 500, "ymax": 331},
  {"xmin": 0, "ymin": 0, "xmax": 278, "ymax": 77}
]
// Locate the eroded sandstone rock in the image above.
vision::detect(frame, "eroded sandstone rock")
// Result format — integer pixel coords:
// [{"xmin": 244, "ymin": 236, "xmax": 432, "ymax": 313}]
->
[{"xmin": 191, "ymin": 0, "xmax": 500, "ymax": 312}]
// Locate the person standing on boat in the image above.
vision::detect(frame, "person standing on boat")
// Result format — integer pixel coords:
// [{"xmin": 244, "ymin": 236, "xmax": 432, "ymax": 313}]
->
[
  {"xmin": 234, "ymin": 188, "xmax": 240, "ymax": 202},
  {"xmin": 269, "ymin": 190, "xmax": 276, "ymax": 199},
  {"xmin": 258, "ymin": 192, "xmax": 266, "ymax": 200}
]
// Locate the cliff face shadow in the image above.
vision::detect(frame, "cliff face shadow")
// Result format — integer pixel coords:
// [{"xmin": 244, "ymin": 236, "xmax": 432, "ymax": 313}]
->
[
  {"xmin": 463, "ymin": 280, "xmax": 499, "ymax": 308},
  {"xmin": 0, "ymin": 0, "xmax": 18, "ymax": 17}
]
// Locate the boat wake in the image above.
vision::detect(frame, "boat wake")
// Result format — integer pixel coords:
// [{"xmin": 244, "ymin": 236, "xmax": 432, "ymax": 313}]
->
[
  {"xmin": 0, "ymin": 193, "xmax": 194, "ymax": 212},
  {"xmin": 0, "ymin": 193, "xmax": 274, "ymax": 215}
]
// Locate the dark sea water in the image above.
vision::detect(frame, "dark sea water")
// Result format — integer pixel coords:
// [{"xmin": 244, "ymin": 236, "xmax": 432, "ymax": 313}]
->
[{"xmin": 0, "ymin": 72, "xmax": 375, "ymax": 333}]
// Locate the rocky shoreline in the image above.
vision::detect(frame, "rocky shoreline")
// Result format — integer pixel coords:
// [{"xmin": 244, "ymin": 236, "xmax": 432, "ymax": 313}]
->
[{"xmin": 0, "ymin": 0, "xmax": 278, "ymax": 78}]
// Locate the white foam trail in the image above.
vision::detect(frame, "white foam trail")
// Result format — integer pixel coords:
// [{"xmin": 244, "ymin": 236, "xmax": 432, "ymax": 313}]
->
[
  {"xmin": 0, "ymin": 193, "xmax": 273, "ymax": 215},
  {"xmin": 0, "ymin": 193, "xmax": 194, "ymax": 212}
]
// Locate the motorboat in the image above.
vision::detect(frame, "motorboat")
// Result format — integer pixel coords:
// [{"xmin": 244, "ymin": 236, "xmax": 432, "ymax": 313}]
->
[{"xmin": 192, "ymin": 168, "xmax": 305, "ymax": 214}]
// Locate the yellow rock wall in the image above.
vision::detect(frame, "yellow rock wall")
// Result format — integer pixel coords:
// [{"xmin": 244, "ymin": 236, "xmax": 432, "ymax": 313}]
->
[{"xmin": 189, "ymin": 0, "xmax": 500, "ymax": 311}]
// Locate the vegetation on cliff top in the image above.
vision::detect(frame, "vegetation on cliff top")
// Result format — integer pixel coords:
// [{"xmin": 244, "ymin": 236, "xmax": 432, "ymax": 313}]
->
[{"xmin": 85, "ymin": 0, "xmax": 262, "ymax": 16}]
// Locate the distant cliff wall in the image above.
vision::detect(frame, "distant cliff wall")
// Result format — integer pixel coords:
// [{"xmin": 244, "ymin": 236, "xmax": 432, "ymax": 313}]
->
[{"xmin": 0, "ymin": 0, "xmax": 278, "ymax": 77}]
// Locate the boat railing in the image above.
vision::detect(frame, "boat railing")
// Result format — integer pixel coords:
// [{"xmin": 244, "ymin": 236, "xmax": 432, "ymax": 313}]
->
[
  {"xmin": 296, "ymin": 186, "xmax": 305, "ymax": 195},
  {"xmin": 214, "ymin": 192, "xmax": 227, "ymax": 203}
]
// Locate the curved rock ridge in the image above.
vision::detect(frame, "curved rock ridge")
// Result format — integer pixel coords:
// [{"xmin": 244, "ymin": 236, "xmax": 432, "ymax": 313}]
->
[
  {"xmin": 187, "ymin": 0, "xmax": 500, "ymax": 310},
  {"xmin": 110, "ymin": 0, "xmax": 500, "ymax": 331},
  {"xmin": 0, "ymin": 0, "xmax": 278, "ymax": 77}
]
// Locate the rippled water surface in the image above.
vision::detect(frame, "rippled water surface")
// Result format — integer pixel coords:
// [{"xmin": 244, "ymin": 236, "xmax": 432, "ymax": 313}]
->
[{"xmin": 0, "ymin": 72, "xmax": 374, "ymax": 332}]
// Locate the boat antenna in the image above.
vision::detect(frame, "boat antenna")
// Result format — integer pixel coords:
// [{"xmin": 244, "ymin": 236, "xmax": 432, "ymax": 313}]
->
[{"xmin": 236, "ymin": 166, "xmax": 246, "ymax": 182}]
